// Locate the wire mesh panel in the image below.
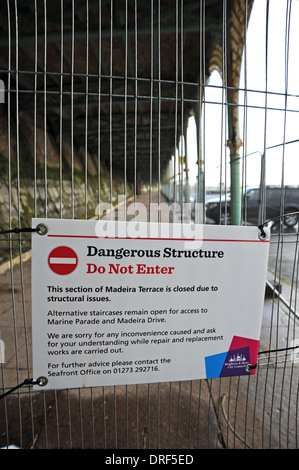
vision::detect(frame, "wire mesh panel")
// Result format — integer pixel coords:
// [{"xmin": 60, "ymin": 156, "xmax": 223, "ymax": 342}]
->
[{"xmin": 0, "ymin": 0, "xmax": 298, "ymax": 449}]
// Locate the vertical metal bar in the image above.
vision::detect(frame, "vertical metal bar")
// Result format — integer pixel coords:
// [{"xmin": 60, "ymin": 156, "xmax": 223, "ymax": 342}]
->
[
  {"xmin": 221, "ymin": 0, "xmax": 228, "ymax": 224},
  {"xmin": 59, "ymin": 0, "xmax": 63, "ymax": 218},
  {"xmin": 173, "ymin": 0, "xmax": 178, "ymax": 207},
  {"xmin": 157, "ymin": 383, "xmax": 161, "ymax": 448},
  {"xmin": 78, "ymin": 389, "xmax": 84, "ymax": 448},
  {"xmin": 216, "ymin": 378, "xmax": 224, "ymax": 448},
  {"xmin": 251, "ymin": 360, "xmax": 260, "ymax": 449},
  {"xmin": 133, "ymin": 5, "xmax": 139, "ymax": 446},
  {"xmin": 188, "ymin": 381, "xmax": 193, "ymax": 447},
  {"xmin": 232, "ymin": 378, "xmax": 240, "ymax": 449},
  {"xmin": 14, "ymin": 3, "xmax": 34, "ymax": 445},
  {"xmin": 136, "ymin": 384, "xmax": 139, "ymax": 448},
  {"xmin": 149, "ymin": 0, "xmax": 153, "ymax": 221},
  {"xmin": 201, "ymin": 0, "xmax": 206, "ymax": 219},
  {"xmin": 67, "ymin": 389, "xmax": 72, "ymax": 448},
  {"xmin": 103, "ymin": 386, "xmax": 107, "ymax": 448},
  {"xmin": 42, "ymin": 391, "xmax": 48, "ymax": 448},
  {"xmin": 243, "ymin": 373, "xmax": 252, "ymax": 448},
  {"xmin": 34, "ymin": 0, "xmax": 37, "ymax": 217},
  {"xmin": 238, "ymin": 0, "xmax": 252, "ymax": 449},
  {"xmin": 109, "ymin": 0, "xmax": 113, "ymax": 216},
  {"xmin": 229, "ymin": 156, "xmax": 241, "ymax": 225},
  {"xmin": 184, "ymin": 112, "xmax": 189, "ymax": 214},
  {"xmin": 84, "ymin": 0, "xmax": 89, "ymax": 219},
  {"xmin": 114, "ymin": 386, "xmax": 117, "ymax": 448},
  {"xmin": 226, "ymin": 1, "xmax": 242, "ymax": 226},
  {"xmin": 296, "ymin": 380, "xmax": 299, "ymax": 449},
  {"xmin": 268, "ymin": 236, "xmax": 284, "ymax": 448},
  {"xmin": 157, "ymin": 0, "xmax": 161, "ymax": 217},
  {"xmin": 43, "ymin": 0, "xmax": 47, "ymax": 217},
  {"xmin": 147, "ymin": 383, "xmax": 150, "ymax": 448},
  {"xmin": 207, "ymin": 378, "xmax": 212, "ymax": 448},
  {"xmin": 134, "ymin": 0, "xmax": 138, "ymax": 209},
  {"xmin": 202, "ymin": 4, "xmax": 207, "ymax": 220},
  {"xmin": 260, "ymin": 0, "xmax": 269, "ymax": 227},
  {"xmin": 176, "ymin": 381, "xmax": 181, "ymax": 448},
  {"xmin": 286, "ymin": 233, "xmax": 299, "ymax": 448},
  {"xmin": 54, "ymin": 391, "xmax": 60, "ymax": 448},
  {"xmin": 97, "ymin": 0, "xmax": 102, "ymax": 215},
  {"xmin": 260, "ymin": 0, "xmax": 271, "ymax": 449},
  {"xmin": 240, "ymin": 0, "xmax": 247, "ymax": 221},
  {"xmin": 279, "ymin": 3, "xmax": 292, "ymax": 447},
  {"xmin": 71, "ymin": 0, "xmax": 75, "ymax": 218},
  {"xmin": 12, "ymin": 0, "xmax": 24, "ymax": 447},
  {"xmin": 14, "ymin": 0, "xmax": 20, "ymax": 230},
  {"xmin": 168, "ymin": 383, "xmax": 172, "ymax": 448},
  {"xmin": 90, "ymin": 389, "xmax": 95, "ymax": 449},
  {"xmin": 2, "ymin": 0, "xmax": 12, "ymax": 447},
  {"xmin": 180, "ymin": 0, "xmax": 184, "ymax": 218},
  {"xmin": 124, "ymin": 0, "xmax": 128, "ymax": 222},
  {"xmin": 196, "ymin": 381, "xmax": 200, "ymax": 447},
  {"xmin": 125, "ymin": 385, "xmax": 129, "ymax": 448}
]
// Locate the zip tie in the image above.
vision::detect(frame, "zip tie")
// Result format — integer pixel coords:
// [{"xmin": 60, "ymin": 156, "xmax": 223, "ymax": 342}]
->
[
  {"xmin": 0, "ymin": 377, "xmax": 48, "ymax": 400},
  {"xmin": 258, "ymin": 210, "xmax": 299, "ymax": 238},
  {"xmin": 258, "ymin": 345, "xmax": 299, "ymax": 356},
  {"xmin": 245, "ymin": 345, "xmax": 299, "ymax": 372},
  {"xmin": 0, "ymin": 227, "xmax": 38, "ymax": 236},
  {"xmin": 0, "ymin": 224, "xmax": 48, "ymax": 236}
]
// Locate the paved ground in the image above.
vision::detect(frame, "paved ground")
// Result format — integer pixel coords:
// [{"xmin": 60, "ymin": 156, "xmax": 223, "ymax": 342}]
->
[{"xmin": 0, "ymin": 192, "xmax": 298, "ymax": 449}]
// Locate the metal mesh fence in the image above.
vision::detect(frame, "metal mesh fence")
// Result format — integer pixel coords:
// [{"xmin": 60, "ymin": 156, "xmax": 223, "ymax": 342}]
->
[{"xmin": 0, "ymin": 0, "xmax": 298, "ymax": 449}]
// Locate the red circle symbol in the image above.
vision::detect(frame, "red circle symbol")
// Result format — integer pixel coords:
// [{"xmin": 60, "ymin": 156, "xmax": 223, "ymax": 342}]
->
[{"xmin": 48, "ymin": 246, "xmax": 78, "ymax": 275}]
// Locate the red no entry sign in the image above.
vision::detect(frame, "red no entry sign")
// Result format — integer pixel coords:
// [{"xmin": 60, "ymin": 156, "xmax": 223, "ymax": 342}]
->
[{"xmin": 48, "ymin": 246, "xmax": 78, "ymax": 275}]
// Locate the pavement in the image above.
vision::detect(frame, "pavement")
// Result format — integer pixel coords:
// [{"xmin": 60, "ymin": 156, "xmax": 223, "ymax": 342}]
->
[{"xmin": 0, "ymin": 191, "xmax": 298, "ymax": 449}]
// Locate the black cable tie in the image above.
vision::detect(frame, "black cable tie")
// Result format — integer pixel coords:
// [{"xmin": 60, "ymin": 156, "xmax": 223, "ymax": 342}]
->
[
  {"xmin": 245, "ymin": 345, "xmax": 299, "ymax": 373},
  {"xmin": 0, "ymin": 227, "xmax": 38, "ymax": 236},
  {"xmin": 258, "ymin": 210, "xmax": 299, "ymax": 234},
  {"xmin": 258, "ymin": 345, "xmax": 299, "ymax": 356},
  {"xmin": 0, "ymin": 378, "xmax": 39, "ymax": 400}
]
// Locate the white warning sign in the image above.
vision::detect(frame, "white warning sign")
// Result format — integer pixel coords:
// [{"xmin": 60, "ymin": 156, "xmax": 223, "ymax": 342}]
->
[{"xmin": 31, "ymin": 218, "xmax": 270, "ymax": 390}]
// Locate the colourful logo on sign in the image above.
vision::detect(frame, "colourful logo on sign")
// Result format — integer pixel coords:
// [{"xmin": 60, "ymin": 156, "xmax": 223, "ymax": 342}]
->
[
  {"xmin": 48, "ymin": 246, "xmax": 78, "ymax": 275},
  {"xmin": 205, "ymin": 336, "xmax": 259, "ymax": 378}
]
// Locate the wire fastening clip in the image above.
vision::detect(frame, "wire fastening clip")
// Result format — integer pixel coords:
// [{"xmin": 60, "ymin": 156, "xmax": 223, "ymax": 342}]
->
[
  {"xmin": 36, "ymin": 376, "xmax": 48, "ymax": 387},
  {"xmin": 244, "ymin": 363, "xmax": 257, "ymax": 373},
  {"xmin": 36, "ymin": 223, "xmax": 48, "ymax": 236},
  {"xmin": 258, "ymin": 224, "xmax": 267, "ymax": 240},
  {"xmin": 0, "ymin": 377, "xmax": 48, "ymax": 400}
]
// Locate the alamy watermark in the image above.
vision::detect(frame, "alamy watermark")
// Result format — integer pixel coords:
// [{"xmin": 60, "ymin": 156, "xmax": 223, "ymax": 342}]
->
[{"xmin": 94, "ymin": 196, "xmax": 205, "ymax": 249}]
